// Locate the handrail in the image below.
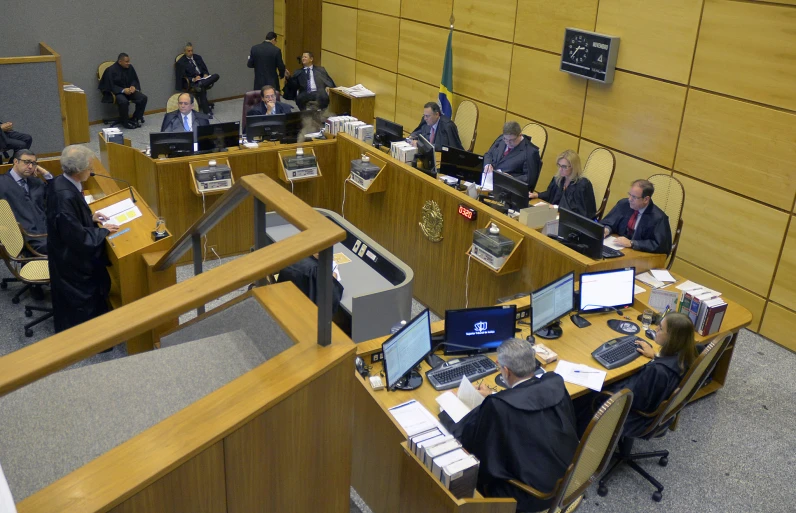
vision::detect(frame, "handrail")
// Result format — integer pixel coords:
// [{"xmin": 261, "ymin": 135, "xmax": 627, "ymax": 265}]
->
[{"xmin": 0, "ymin": 174, "xmax": 345, "ymax": 397}]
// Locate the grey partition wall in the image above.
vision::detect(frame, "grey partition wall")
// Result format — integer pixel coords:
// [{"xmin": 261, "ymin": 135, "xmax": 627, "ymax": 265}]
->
[{"xmin": 0, "ymin": 61, "xmax": 64, "ymax": 154}]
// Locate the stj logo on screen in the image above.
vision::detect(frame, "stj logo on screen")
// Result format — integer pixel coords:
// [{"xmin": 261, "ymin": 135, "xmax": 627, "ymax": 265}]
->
[{"xmin": 467, "ymin": 321, "xmax": 495, "ymax": 337}]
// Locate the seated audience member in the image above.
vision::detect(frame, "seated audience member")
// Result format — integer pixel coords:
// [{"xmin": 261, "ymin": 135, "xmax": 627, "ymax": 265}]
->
[
  {"xmin": 482, "ymin": 121, "xmax": 542, "ymax": 192},
  {"xmin": 247, "ymin": 85, "xmax": 293, "ymax": 116},
  {"xmin": 176, "ymin": 42, "xmax": 220, "ymax": 115},
  {"xmin": 284, "ymin": 52, "xmax": 335, "ymax": 111},
  {"xmin": 575, "ymin": 313, "xmax": 698, "ymax": 437},
  {"xmin": 530, "ymin": 149, "xmax": 596, "ymax": 218},
  {"xmin": 0, "ymin": 149, "xmax": 52, "ymax": 255},
  {"xmin": 0, "ymin": 119, "xmax": 33, "ymax": 159},
  {"xmin": 98, "ymin": 53, "xmax": 148, "ymax": 129},
  {"xmin": 446, "ymin": 338, "xmax": 579, "ymax": 513},
  {"xmin": 409, "ymin": 102, "xmax": 463, "ymax": 153},
  {"xmin": 160, "ymin": 93, "xmax": 210, "ymax": 134},
  {"xmin": 602, "ymin": 179, "xmax": 672, "ymax": 254}
]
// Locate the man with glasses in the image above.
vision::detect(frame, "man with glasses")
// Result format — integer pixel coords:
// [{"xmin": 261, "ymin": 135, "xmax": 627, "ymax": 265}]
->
[
  {"xmin": 160, "ymin": 93, "xmax": 210, "ymax": 136},
  {"xmin": 602, "ymin": 179, "xmax": 672, "ymax": 254},
  {"xmin": 0, "ymin": 150, "xmax": 52, "ymax": 254},
  {"xmin": 247, "ymin": 85, "xmax": 293, "ymax": 116},
  {"xmin": 482, "ymin": 121, "xmax": 542, "ymax": 191}
]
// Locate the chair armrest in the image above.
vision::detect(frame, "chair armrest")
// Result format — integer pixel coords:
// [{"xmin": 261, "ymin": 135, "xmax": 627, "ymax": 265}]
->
[
  {"xmin": 507, "ymin": 480, "xmax": 555, "ymax": 500},
  {"xmin": 10, "ymin": 255, "xmax": 47, "ymax": 264},
  {"xmin": 20, "ymin": 226, "xmax": 47, "ymax": 239},
  {"xmin": 590, "ymin": 390, "xmax": 613, "ymax": 411}
]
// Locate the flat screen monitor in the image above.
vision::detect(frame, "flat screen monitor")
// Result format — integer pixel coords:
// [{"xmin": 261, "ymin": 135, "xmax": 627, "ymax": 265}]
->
[
  {"xmin": 557, "ymin": 207, "xmax": 604, "ymax": 260},
  {"xmin": 443, "ymin": 305, "xmax": 517, "ymax": 356},
  {"xmin": 579, "ymin": 267, "xmax": 636, "ymax": 314},
  {"xmin": 531, "ymin": 272, "xmax": 575, "ymax": 339},
  {"xmin": 246, "ymin": 114, "xmax": 285, "ymax": 142},
  {"xmin": 382, "ymin": 309, "xmax": 432, "ymax": 390},
  {"xmin": 197, "ymin": 121, "xmax": 240, "ymax": 153},
  {"xmin": 150, "ymin": 131, "xmax": 194, "ymax": 159},
  {"xmin": 493, "ymin": 171, "xmax": 529, "ymax": 211},
  {"xmin": 282, "ymin": 111, "xmax": 312, "ymax": 144},
  {"xmin": 374, "ymin": 117, "xmax": 404, "ymax": 147},
  {"xmin": 440, "ymin": 146, "xmax": 484, "ymax": 185}
]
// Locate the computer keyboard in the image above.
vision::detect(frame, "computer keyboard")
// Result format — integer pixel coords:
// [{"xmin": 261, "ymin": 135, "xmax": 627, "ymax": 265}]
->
[
  {"xmin": 426, "ymin": 355, "xmax": 499, "ymax": 391},
  {"xmin": 601, "ymin": 246, "xmax": 624, "ymax": 258},
  {"xmin": 592, "ymin": 335, "xmax": 643, "ymax": 370}
]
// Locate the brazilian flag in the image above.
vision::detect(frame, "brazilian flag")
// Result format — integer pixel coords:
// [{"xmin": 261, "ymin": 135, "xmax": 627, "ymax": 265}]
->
[{"xmin": 438, "ymin": 29, "xmax": 453, "ymax": 118}]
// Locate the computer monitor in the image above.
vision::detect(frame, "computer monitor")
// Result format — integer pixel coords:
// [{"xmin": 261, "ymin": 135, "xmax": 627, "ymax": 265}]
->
[
  {"xmin": 440, "ymin": 146, "xmax": 484, "ymax": 185},
  {"xmin": 246, "ymin": 114, "xmax": 285, "ymax": 142},
  {"xmin": 578, "ymin": 267, "xmax": 636, "ymax": 314},
  {"xmin": 150, "ymin": 131, "xmax": 194, "ymax": 159},
  {"xmin": 197, "ymin": 121, "xmax": 240, "ymax": 153},
  {"xmin": 531, "ymin": 272, "xmax": 575, "ymax": 339},
  {"xmin": 382, "ymin": 309, "xmax": 432, "ymax": 390},
  {"xmin": 374, "ymin": 117, "xmax": 404, "ymax": 148},
  {"xmin": 415, "ymin": 134, "xmax": 437, "ymax": 178},
  {"xmin": 557, "ymin": 207, "xmax": 604, "ymax": 259},
  {"xmin": 281, "ymin": 111, "xmax": 311, "ymax": 144},
  {"xmin": 493, "ymin": 171, "xmax": 529, "ymax": 211},
  {"xmin": 443, "ymin": 305, "xmax": 517, "ymax": 356}
]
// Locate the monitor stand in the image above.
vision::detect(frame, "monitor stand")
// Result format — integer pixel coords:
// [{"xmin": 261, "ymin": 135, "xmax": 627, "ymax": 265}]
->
[
  {"xmin": 535, "ymin": 321, "xmax": 563, "ymax": 339},
  {"xmin": 393, "ymin": 369, "xmax": 423, "ymax": 391}
]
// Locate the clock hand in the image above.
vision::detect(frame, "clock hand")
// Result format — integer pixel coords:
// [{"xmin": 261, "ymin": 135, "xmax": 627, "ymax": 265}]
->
[{"xmin": 570, "ymin": 46, "xmax": 584, "ymax": 59}]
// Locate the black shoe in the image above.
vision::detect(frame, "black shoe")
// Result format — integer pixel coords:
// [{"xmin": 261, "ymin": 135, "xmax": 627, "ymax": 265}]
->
[{"xmin": 122, "ymin": 120, "xmax": 137, "ymax": 129}]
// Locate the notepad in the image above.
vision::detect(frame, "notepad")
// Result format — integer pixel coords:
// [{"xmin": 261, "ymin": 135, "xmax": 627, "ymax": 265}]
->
[
  {"xmin": 96, "ymin": 198, "xmax": 142, "ymax": 227},
  {"xmin": 554, "ymin": 360, "xmax": 606, "ymax": 391},
  {"xmin": 603, "ymin": 236, "xmax": 624, "ymax": 251},
  {"xmin": 651, "ymin": 269, "xmax": 676, "ymax": 283}
]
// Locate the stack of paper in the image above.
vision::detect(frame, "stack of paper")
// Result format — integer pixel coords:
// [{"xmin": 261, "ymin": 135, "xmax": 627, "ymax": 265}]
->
[
  {"xmin": 96, "ymin": 198, "xmax": 142, "ymax": 227},
  {"xmin": 636, "ymin": 272, "xmax": 665, "ymax": 289},
  {"xmin": 335, "ymin": 84, "xmax": 376, "ymax": 97},
  {"xmin": 554, "ymin": 360, "xmax": 607, "ymax": 391},
  {"xmin": 389, "ymin": 400, "xmax": 445, "ymax": 437},
  {"xmin": 650, "ymin": 269, "xmax": 676, "ymax": 283}
]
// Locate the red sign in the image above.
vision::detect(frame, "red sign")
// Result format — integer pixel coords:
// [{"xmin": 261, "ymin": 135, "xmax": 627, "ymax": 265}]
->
[{"xmin": 458, "ymin": 204, "xmax": 477, "ymax": 221}]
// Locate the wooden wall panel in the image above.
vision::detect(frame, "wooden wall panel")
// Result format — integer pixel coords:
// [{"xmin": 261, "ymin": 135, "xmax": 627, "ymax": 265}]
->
[
  {"xmin": 359, "ymin": 0, "xmax": 401, "ymax": 17},
  {"xmin": 451, "ymin": 32, "xmax": 513, "ymax": 109},
  {"xmin": 675, "ymin": 172, "xmax": 789, "ymax": 296},
  {"xmin": 400, "ymin": 0, "xmax": 453, "ymax": 27},
  {"xmin": 452, "ymin": 97, "xmax": 506, "ymax": 155},
  {"xmin": 453, "ymin": 0, "xmax": 518, "ymax": 42},
  {"xmin": 322, "ymin": 3, "xmax": 358, "ymax": 58},
  {"xmin": 322, "ymin": 51, "xmax": 357, "ymax": 87},
  {"xmin": 324, "ymin": 0, "xmax": 357, "ymax": 6},
  {"xmin": 513, "ymin": 114, "xmax": 581, "ymax": 191},
  {"xmin": 691, "ymin": 0, "xmax": 796, "ymax": 111},
  {"xmin": 274, "ymin": 0, "xmax": 285, "ymax": 35},
  {"xmin": 394, "ymin": 76, "xmax": 438, "ymax": 133},
  {"xmin": 398, "ymin": 20, "xmax": 449, "ymax": 86},
  {"xmin": 582, "ymin": 71, "xmax": 686, "ymax": 167},
  {"xmin": 769, "ymin": 218, "xmax": 796, "ymax": 312},
  {"xmin": 671, "ymin": 259, "xmax": 766, "ymax": 332},
  {"xmin": 760, "ymin": 302, "xmax": 796, "ymax": 352},
  {"xmin": 356, "ymin": 10, "xmax": 400, "ymax": 72},
  {"xmin": 508, "ymin": 46, "xmax": 587, "ymax": 135},
  {"xmin": 355, "ymin": 62, "xmax": 398, "ymax": 120},
  {"xmin": 514, "ymin": 0, "xmax": 598, "ymax": 53},
  {"xmin": 595, "ymin": 0, "xmax": 702, "ymax": 84},
  {"xmin": 675, "ymin": 90, "xmax": 796, "ymax": 210}
]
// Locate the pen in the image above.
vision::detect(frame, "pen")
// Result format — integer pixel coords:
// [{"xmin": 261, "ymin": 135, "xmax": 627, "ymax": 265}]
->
[
  {"xmin": 573, "ymin": 370, "xmax": 600, "ymax": 374},
  {"xmin": 476, "ymin": 379, "xmax": 483, "ymax": 387}
]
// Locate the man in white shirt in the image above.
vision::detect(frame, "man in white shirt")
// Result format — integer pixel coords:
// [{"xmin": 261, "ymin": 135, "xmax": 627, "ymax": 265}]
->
[{"xmin": 284, "ymin": 52, "xmax": 336, "ymax": 111}]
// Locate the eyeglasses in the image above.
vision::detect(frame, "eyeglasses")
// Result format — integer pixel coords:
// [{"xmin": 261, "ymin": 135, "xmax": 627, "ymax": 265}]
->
[
  {"xmin": 19, "ymin": 159, "xmax": 38, "ymax": 166},
  {"xmin": 628, "ymin": 192, "xmax": 645, "ymax": 200},
  {"xmin": 557, "ymin": 164, "xmax": 571, "ymax": 169},
  {"xmin": 263, "ymin": 94, "xmax": 276, "ymax": 100},
  {"xmin": 178, "ymin": 101, "xmax": 192, "ymax": 106}
]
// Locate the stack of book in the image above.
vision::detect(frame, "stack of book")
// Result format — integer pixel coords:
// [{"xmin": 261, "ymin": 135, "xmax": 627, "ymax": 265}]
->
[
  {"xmin": 677, "ymin": 284, "xmax": 728, "ymax": 336},
  {"xmin": 324, "ymin": 115, "xmax": 358, "ymax": 135},
  {"xmin": 390, "ymin": 141, "xmax": 417, "ymax": 163},
  {"xmin": 407, "ymin": 428, "xmax": 480, "ymax": 499},
  {"xmin": 343, "ymin": 120, "xmax": 373, "ymax": 145}
]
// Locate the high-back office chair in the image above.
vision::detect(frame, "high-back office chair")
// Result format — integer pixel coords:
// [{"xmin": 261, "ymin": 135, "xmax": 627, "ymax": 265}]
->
[
  {"xmin": 597, "ymin": 336, "xmax": 731, "ymax": 502},
  {"xmin": 581, "ymin": 147, "xmax": 616, "ymax": 220},
  {"xmin": 175, "ymin": 52, "xmax": 217, "ymax": 95},
  {"xmin": 647, "ymin": 174, "xmax": 685, "ymax": 270},
  {"xmin": 453, "ymin": 100, "xmax": 478, "ymax": 152},
  {"xmin": 0, "ymin": 200, "xmax": 53, "ymax": 337},
  {"xmin": 166, "ymin": 93, "xmax": 201, "ymax": 114},
  {"xmin": 241, "ymin": 89, "xmax": 282, "ymax": 131},
  {"xmin": 97, "ymin": 61, "xmax": 121, "ymax": 127},
  {"xmin": 521, "ymin": 122, "xmax": 548, "ymax": 160},
  {"xmin": 508, "ymin": 389, "xmax": 633, "ymax": 513}
]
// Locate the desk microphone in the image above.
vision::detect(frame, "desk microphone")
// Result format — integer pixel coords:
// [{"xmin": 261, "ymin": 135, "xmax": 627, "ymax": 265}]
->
[{"xmin": 90, "ymin": 173, "xmax": 136, "ymax": 203}]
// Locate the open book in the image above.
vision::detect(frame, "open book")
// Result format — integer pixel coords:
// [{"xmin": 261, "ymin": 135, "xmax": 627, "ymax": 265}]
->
[{"xmin": 435, "ymin": 376, "xmax": 487, "ymax": 423}]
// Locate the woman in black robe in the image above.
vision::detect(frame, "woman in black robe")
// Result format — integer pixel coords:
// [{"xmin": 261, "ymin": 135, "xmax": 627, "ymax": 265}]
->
[{"xmin": 530, "ymin": 149, "xmax": 597, "ymax": 219}]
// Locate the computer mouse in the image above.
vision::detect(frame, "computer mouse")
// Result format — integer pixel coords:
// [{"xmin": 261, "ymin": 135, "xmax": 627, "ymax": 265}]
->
[
  {"xmin": 355, "ymin": 356, "xmax": 368, "ymax": 378},
  {"xmin": 645, "ymin": 329, "xmax": 657, "ymax": 341}
]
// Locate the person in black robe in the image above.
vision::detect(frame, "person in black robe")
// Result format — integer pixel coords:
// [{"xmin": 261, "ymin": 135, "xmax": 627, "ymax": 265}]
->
[
  {"xmin": 98, "ymin": 53, "xmax": 148, "ymax": 129},
  {"xmin": 175, "ymin": 43, "xmax": 220, "ymax": 115},
  {"xmin": 482, "ymin": 121, "xmax": 543, "ymax": 191},
  {"xmin": 276, "ymin": 255, "xmax": 344, "ymax": 314},
  {"xmin": 46, "ymin": 145, "xmax": 119, "ymax": 333},
  {"xmin": 530, "ymin": 149, "xmax": 596, "ymax": 219},
  {"xmin": 446, "ymin": 338, "xmax": 579, "ymax": 513},
  {"xmin": 574, "ymin": 313, "xmax": 698, "ymax": 438},
  {"xmin": 602, "ymin": 179, "xmax": 672, "ymax": 254},
  {"xmin": 410, "ymin": 102, "xmax": 464, "ymax": 153},
  {"xmin": 0, "ymin": 150, "xmax": 52, "ymax": 255}
]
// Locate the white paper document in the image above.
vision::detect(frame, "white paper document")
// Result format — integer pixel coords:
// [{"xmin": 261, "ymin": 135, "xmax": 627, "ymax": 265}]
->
[
  {"xmin": 675, "ymin": 280, "xmax": 701, "ymax": 291},
  {"xmin": 457, "ymin": 375, "xmax": 486, "ymax": 410},
  {"xmin": 636, "ymin": 272, "xmax": 665, "ymax": 289},
  {"xmin": 389, "ymin": 400, "xmax": 446, "ymax": 437},
  {"xmin": 96, "ymin": 198, "xmax": 142, "ymax": 227},
  {"xmin": 634, "ymin": 284, "xmax": 646, "ymax": 295},
  {"xmin": 554, "ymin": 360, "xmax": 607, "ymax": 391},
  {"xmin": 481, "ymin": 170, "xmax": 493, "ymax": 191},
  {"xmin": 650, "ymin": 269, "xmax": 676, "ymax": 283},
  {"xmin": 649, "ymin": 289, "xmax": 679, "ymax": 312},
  {"xmin": 435, "ymin": 376, "xmax": 487, "ymax": 424},
  {"xmin": 603, "ymin": 236, "xmax": 624, "ymax": 251}
]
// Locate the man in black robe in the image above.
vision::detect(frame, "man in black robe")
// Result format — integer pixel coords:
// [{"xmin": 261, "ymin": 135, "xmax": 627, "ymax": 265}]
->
[
  {"xmin": 46, "ymin": 145, "xmax": 119, "ymax": 333},
  {"xmin": 0, "ymin": 150, "xmax": 53, "ymax": 254},
  {"xmin": 98, "ymin": 53, "xmax": 148, "ymax": 129},
  {"xmin": 602, "ymin": 179, "xmax": 672, "ymax": 254},
  {"xmin": 410, "ymin": 102, "xmax": 463, "ymax": 153},
  {"xmin": 482, "ymin": 121, "xmax": 543, "ymax": 192},
  {"xmin": 448, "ymin": 338, "xmax": 579, "ymax": 513}
]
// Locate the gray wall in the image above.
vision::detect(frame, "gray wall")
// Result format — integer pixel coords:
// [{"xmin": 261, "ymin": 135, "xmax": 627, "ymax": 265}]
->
[{"xmin": 1, "ymin": 0, "xmax": 274, "ymax": 123}]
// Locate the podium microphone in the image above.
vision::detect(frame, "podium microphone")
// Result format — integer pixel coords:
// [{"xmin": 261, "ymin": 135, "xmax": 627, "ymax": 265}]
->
[{"xmin": 90, "ymin": 173, "xmax": 136, "ymax": 203}]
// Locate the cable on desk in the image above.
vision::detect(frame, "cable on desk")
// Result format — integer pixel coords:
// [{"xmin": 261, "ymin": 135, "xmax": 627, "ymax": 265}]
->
[
  {"xmin": 465, "ymin": 254, "xmax": 472, "ymax": 308},
  {"xmin": 290, "ymin": 179, "xmax": 294, "ymax": 195},
  {"xmin": 200, "ymin": 189, "xmax": 208, "ymax": 263}
]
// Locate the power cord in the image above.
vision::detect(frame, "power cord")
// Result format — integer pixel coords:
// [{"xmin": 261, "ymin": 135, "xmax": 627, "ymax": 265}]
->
[
  {"xmin": 341, "ymin": 177, "xmax": 351, "ymax": 219},
  {"xmin": 464, "ymin": 254, "xmax": 473, "ymax": 308}
]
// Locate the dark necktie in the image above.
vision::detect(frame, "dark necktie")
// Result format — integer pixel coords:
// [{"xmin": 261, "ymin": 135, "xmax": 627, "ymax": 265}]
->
[
  {"xmin": 430, "ymin": 125, "xmax": 436, "ymax": 144},
  {"xmin": 503, "ymin": 145, "xmax": 512, "ymax": 157},
  {"xmin": 627, "ymin": 210, "xmax": 638, "ymax": 238},
  {"xmin": 306, "ymin": 68, "xmax": 316, "ymax": 92},
  {"xmin": 17, "ymin": 178, "xmax": 29, "ymax": 196}
]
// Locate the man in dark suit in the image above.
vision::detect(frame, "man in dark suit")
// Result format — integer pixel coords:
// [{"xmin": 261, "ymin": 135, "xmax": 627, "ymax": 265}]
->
[
  {"xmin": 247, "ymin": 85, "xmax": 293, "ymax": 116},
  {"xmin": 176, "ymin": 43, "xmax": 220, "ymax": 115},
  {"xmin": 409, "ymin": 102, "xmax": 463, "ymax": 153},
  {"xmin": 602, "ymin": 179, "xmax": 672, "ymax": 254},
  {"xmin": 160, "ymin": 93, "xmax": 210, "ymax": 135},
  {"xmin": 284, "ymin": 52, "xmax": 336, "ymax": 111},
  {"xmin": 98, "ymin": 53, "xmax": 148, "ymax": 129},
  {"xmin": 248, "ymin": 32, "xmax": 287, "ymax": 92},
  {"xmin": 482, "ymin": 121, "xmax": 543, "ymax": 191},
  {"xmin": 0, "ymin": 149, "xmax": 52, "ymax": 254},
  {"xmin": 0, "ymin": 119, "xmax": 33, "ymax": 160}
]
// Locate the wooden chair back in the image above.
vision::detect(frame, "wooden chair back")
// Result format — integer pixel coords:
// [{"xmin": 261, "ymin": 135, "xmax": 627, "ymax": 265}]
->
[
  {"xmin": 521, "ymin": 122, "xmax": 548, "ymax": 159},
  {"xmin": 453, "ymin": 100, "xmax": 478, "ymax": 152},
  {"xmin": 581, "ymin": 147, "xmax": 616, "ymax": 220},
  {"xmin": 647, "ymin": 174, "xmax": 685, "ymax": 269},
  {"xmin": 0, "ymin": 199, "xmax": 25, "ymax": 259},
  {"xmin": 166, "ymin": 93, "xmax": 200, "ymax": 113}
]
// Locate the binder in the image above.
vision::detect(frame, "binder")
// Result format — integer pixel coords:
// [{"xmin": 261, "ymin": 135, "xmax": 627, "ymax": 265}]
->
[
  {"xmin": 441, "ymin": 455, "xmax": 480, "ymax": 499},
  {"xmin": 431, "ymin": 448, "xmax": 469, "ymax": 480},
  {"xmin": 423, "ymin": 439, "xmax": 462, "ymax": 468},
  {"xmin": 699, "ymin": 300, "xmax": 728, "ymax": 336}
]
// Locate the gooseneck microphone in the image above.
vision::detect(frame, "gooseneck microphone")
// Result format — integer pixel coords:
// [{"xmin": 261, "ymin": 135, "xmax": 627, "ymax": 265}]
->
[{"xmin": 90, "ymin": 173, "xmax": 136, "ymax": 203}]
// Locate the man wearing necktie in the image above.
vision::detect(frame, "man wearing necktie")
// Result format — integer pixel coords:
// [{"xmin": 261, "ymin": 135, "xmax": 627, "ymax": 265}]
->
[
  {"xmin": 409, "ymin": 102, "xmax": 464, "ymax": 153},
  {"xmin": 602, "ymin": 179, "xmax": 672, "ymax": 254},
  {"xmin": 482, "ymin": 121, "xmax": 543, "ymax": 191},
  {"xmin": 284, "ymin": 52, "xmax": 336, "ymax": 111},
  {"xmin": 0, "ymin": 149, "xmax": 52, "ymax": 255},
  {"xmin": 160, "ymin": 93, "xmax": 210, "ymax": 136},
  {"xmin": 176, "ymin": 43, "xmax": 220, "ymax": 115},
  {"xmin": 247, "ymin": 85, "xmax": 294, "ymax": 116}
]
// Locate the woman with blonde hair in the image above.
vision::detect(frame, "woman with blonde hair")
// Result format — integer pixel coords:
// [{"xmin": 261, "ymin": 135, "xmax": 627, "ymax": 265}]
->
[{"xmin": 529, "ymin": 149, "xmax": 596, "ymax": 218}]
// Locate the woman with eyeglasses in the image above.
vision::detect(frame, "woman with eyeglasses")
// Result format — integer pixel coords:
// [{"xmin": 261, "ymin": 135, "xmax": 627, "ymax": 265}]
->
[{"xmin": 529, "ymin": 149, "xmax": 596, "ymax": 218}]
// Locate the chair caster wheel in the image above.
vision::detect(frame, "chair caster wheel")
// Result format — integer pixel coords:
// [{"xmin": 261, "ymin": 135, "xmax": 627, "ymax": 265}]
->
[
  {"xmin": 597, "ymin": 486, "xmax": 608, "ymax": 497},
  {"xmin": 0, "ymin": 282, "xmax": 7, "ymax": 289},
  {"xmin": 659, "ymin": 456, "xmax": 668, "ymax": 467},
  {"xmin": 652, "ymin": 491, "xmax": 662, "ymax": 502},
  {"xmin": 25, "ymin": 309, "xmax": 33, "ymax": 317},
  {"xmin": 12, "ymin": 297, "xmax": 20, "ymax": 304},
  {"xmin": 25, "ymin": 329, "xmax": 33, "ymax": 337}
]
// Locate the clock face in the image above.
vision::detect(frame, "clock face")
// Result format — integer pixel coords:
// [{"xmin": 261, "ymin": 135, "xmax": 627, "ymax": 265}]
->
[
  {"xmin": 567, "ymin": 34, "xmax": 590, "ymax": 65},
  {"xmin": 560, "ymin": 28, "xmax": 619, "ymax": 84}
]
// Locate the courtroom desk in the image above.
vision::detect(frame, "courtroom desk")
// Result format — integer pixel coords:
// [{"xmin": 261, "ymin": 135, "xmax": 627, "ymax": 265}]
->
[
  {"xmin": 328, "ymin": 88, "xmax": 375, "ymax": 125},
  {"xmin": 63, "ymin": 85, "xmax": 90, "ymax": 144}
]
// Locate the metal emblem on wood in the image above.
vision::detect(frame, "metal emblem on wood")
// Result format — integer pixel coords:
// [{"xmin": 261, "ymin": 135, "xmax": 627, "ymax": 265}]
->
[{"xmin": 420, "ymin": 200, "xmax": 444, "ymax": 242}]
